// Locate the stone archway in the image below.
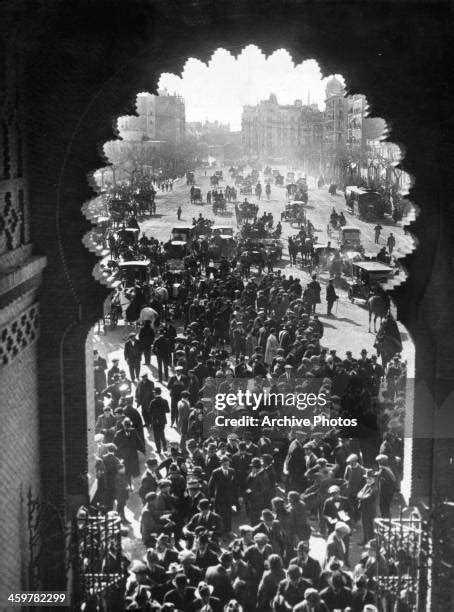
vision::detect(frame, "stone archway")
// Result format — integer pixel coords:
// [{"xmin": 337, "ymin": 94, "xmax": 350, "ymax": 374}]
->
[{"xmin": 2, "ymin": 0, "xmax": 453, "ymax": 606}]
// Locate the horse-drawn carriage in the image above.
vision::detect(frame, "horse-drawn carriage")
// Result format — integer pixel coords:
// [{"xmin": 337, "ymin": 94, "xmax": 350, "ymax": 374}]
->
[
  {"xmin": 345, "ymin": 186, "xmax": 385, "ymax": 221},
  {"xmin": 210, "ymin": 174, "xmax": 220, "ymax": 187},
  {"xmin": 274, "ymin": 173, "xmax": 284, "ymax": 186},
  {"xmin": 186, "ymin": 171, "xmax": 195, "ymax": 186},
  {"xmin": 347, "ymin": 261, "xmax": 395, "ymax": 303},
  {"xmin": 282, "ymin": 201, "xmax": 306, "ymax": 227},
  {"xmin": 259, "ymin": 238, "xmax": 284, "ymax": 262},
  {"xmin": 208, "ymin": 234, "xmax": 237, "ymax": 261},
  {"xmin": 117, "ymin": 259, "xmax": 150, "ymax": 288},
  {"xmin": 212, "ymin": 191, "xmax": 227, "ymax": 215},
  {"xmin": 240, "ymin": 179, "xmax": 253, "ymax": 195},
  {"xmin": 171, "ymin": 227, "xmax": 193, "ymax": 243},
  {"xmin": 236, "ymin": 202, "xmax": 258, "ymax": 225},
  {"xmin": 190, "ymin": 186, "xmax": 203, "ymax": 204},
  {"xmin": 214, "ymin": 170, "xmax": 223, "ymax": 180}
]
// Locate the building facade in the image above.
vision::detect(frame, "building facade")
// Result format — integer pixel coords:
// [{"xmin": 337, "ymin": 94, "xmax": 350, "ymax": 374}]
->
[
  {"xmin": 117, "ymin": 91, "xmax": 185, "ymax": 146},
  {"xmin": 242, "ymin": 94, "xmax": 304, "ymax": 162}
]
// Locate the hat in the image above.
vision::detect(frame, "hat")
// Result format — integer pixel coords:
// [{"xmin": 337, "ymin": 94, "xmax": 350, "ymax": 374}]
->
[
  {"xmin": 195, "ymin": 582, "xmax": 214, "ymax": 599},
  {"xmin": 146, "ymin": 456, "xmax": 159, "ymax": 466},
  {"xmin": 178, "ymin": 550, "xmax": 196, "ymax": 564},
  {"xmin": 220, "ymin": 455, "xmax": 230, "ymax": 464},
  {"xmin": 175, "ymin": 365, "xmax": 184, "ymax": 371},
  {"xmin": 346, "ymin": 454, "xmax": 358, "ymax": 463},
  {"xmin": 250, "ymin": 457, "xmax": 261, "ymax": 468},
  {"xmin": 375, "ymin": 454, "xmax": 388, "ymax": 464},
  {"xmin": 187, "ymin": 480, "xmax": 201, "ymax": 490},
  {"xmin": 334, "ymin": 521, "xmax": 351, "ymax": 535},
  {"xmin": 261, "ymin": 508, "xmax": 274, "ymax": 519},
  {"xmin": 253, "ymin": 533, "xmax": 269, "ymax": 544},
  {"xmin": 165, "ymin": 562, "xmax": 183, "ymax": 576},
  {"xmin": 130, "ymin": 560, "xmax": 148, "ymax": 574},
  {"xmin": 158, "ymin": 475, "xmax": 172, "ymax": 486},
  {"xmin": 238, "ymin": 524, "xmax": 254, "ymax": 533},
  {"xmin": 197, "ymin": 498, "xmax": 210, "ymax": 511},
  {"xmin": 112, "ymin": 358, "xmax": 119, "ymax": 363},
  {"xmin": 141, "ymin": 372, "xmax": 148, "ymax": 378},
  {"xmin": 328, "ymin": 485, "xmax": 340, "ymax": 494},
  {"xmin": 128, "ymin": 332, "xmax": 137, "ymax": 338},
  {"xmin": 187, "ymin": 438, "xmax": 197, "ymax": 447},
  {"xmin": 296, "ymin": 540, "xmax": 310, "ymax": 552}
]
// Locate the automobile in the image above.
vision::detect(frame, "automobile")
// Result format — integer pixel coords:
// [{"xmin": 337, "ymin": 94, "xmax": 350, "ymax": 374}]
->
[
  {"xmin": 211, "ymin": 225, "xmax": 234, "ymax": 238},
  {"xmin": 283, "ymin": 201, "xmax": 306, "ymax": 226},
  {"xmin": 245, "ymin": 238, "xmax": 283, "ymax": 263},
  {"xmin": 339, "ymin": 226, "xmax": 363, "ymax": 252},
  {"xmin": 347, "ymin": 260, "xmax": 395, "ymax": 302},
  {"xmin": 164, "ymin": 240, "xmax": 188, "ymax": 263},
  {"xmin": 118, "ymin": 226, "xmax": 140, "ymax": 246},
  {"xmin": 286, "ymin": 171, "xmax": 295, "ymax": 182},
  {"xmin": 117, "ymin": 260, "xmax": 150, "ymax": 287},
  {"xmin": 215, "ymin": 170, "xmax": 223, "ymax": 179},
  {"xmin": 171, "ymin": 227, "xmax": 192, "ymax": 243}
]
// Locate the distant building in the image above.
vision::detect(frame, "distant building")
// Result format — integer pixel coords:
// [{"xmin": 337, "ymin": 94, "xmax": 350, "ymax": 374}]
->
[
  {"xmin": 241, "ymin": 94, "xmax": 303, "ymax": 161},
  {"xmin": 117, "ymin": 90, "xmax": 185, "ymax": 146}
]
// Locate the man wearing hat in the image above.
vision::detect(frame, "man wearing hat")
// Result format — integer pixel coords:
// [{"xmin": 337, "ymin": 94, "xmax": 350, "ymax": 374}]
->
[
  {"xmin": 324, "ymin": 522, "xmax": 351, "ymax": 567},
  {"xmin": 208, "ymin": 456, "xmax": 238, "ymax": 534},
  {"xmin": 288, "ymin": 541, "xmax": 322, "ymax": 589},
  {"xmin": 140, "ymin": 492, "xmax": 159, "ymax": 547},
  {"xmin": 163, "ymin": 572, "xmax": 196, "ymax": 610},
  {"xmin": 95, "ymin": 404, "xmax": 117, "ymax": 443},
  {"xmin": 274, "ymin": 564, "xmax": 313, "ymax": 610},
  {"xmin": 135, "ymin": 373, "xmax": 155, "ymax": 428},
  {"xmin": 345, "ymin": 453, "xmax": 366, "ymax": 519},
  {"xmin": 293, "ymin": 587, "xmax": 328, "ymax": 612},
  {"xmin": 322, "ymin": 485, "xmax": 351, "ymax": 535},
  {"xmin": 155, "ymin": 533, "xmax": 178, "ymax": 570},
  {"xmin": 244, "ymin": 533, "xmax": 273, "ymax": 586},
  {"xmin": 185, "ymin": 498, "xmax": 223, "ymax": 541},
  {"xmin": 326, "ymin": 278, "xmax": 338, "ymax": 316},
  {"xmin": 184, "ymin": 479, "xmax": 204, "ymax": 521},
  {"xmin": 375, "ymin": 454, "xmax": 397, "ymax": 518},
  {"xmin": 178, "ymin": 550, "xmax": 203, "ymax": 588},
  {"xmin": 107, "ymin": 358, "xmax": 121, "ymax": 385},
  {"xmin": 124, "ymin": 332, "xmax": 142, "ymax": 382},
  {"xmin": 153, "ymin": 329, "xmax": 172, "ymax": 383},
  {"xmin": 100, "ymin": 374, "xmax": 122, "ymax": 409},
  {"xmin": 167, "ymin": 366, "xmax": 189, "ymax": 428},
  {"xmin": 245, "ymin": 457, "xmax": 269, "ymax": 525},
  {"xmin": 253, "ymin": 508, "xmax": 285, "ymax": 559},
  {"xmin": 357, "ymin": 469, "xmax": 379, "ymax": 545},
  {"xmin": 195, "ymin": 532, "xmax": 220, "ymax": 571},
  {"xmin": 138, "ymin": 456, "xmax": 159, "ymax": 503},
  {"xmin": 190, "ymin": 581, "xmax": 222, "ymax": 612},
  {"xmin": 205, "ymin": 551, "xmax": 234, "ymax": 606},
  {"xmin": 149, "ymin": 387, "xmax": 169, "ymax": 454}
]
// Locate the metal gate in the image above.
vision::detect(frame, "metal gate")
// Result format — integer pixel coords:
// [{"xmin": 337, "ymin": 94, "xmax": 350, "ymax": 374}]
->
[
  {"xmin": 374, "ymin": 508, "xmax": 431, "ymax": 611},
  {"xmin": 73, "ymin": 508, "xmax": 127, "ymax": 611}
]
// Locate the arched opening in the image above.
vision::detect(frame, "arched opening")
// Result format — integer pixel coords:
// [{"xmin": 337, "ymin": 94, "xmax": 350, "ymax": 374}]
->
[{"xmin": 80, "ymin": 45, "xmax": 419, "ymax": 610}]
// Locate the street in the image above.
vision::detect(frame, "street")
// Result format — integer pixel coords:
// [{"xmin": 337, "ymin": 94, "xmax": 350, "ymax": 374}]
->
[
  {"xmin": 91, "ymin": 165, "xmax": 415, "ymax": 567},
  {"xmin": 135, "ymin": 166, "xmax": 414, "ymax": 370}
]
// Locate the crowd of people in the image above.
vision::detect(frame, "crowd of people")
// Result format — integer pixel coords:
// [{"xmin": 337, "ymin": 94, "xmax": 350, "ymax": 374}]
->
[{"xmin": 90, "ymin": 166, "xmax": 409, "ymax": 612}]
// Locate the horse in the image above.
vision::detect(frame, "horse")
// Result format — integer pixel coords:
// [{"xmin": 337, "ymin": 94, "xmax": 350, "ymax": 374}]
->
[
  {"xmin": 367, "ymin": 294, "xmax": 389, "ymax": 332},
  {"xmin": 374, "ymin": 315, "xmax": 403, "ymax": 367}
]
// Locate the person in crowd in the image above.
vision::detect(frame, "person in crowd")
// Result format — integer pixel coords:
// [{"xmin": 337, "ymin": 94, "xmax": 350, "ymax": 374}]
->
[{"xmin": 94, "ymin": 176, "xmax": 408, "ymax": 611}]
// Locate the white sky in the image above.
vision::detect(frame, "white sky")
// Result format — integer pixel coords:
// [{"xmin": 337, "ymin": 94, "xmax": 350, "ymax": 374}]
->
[{"xmin": 158, "ymin": 46, "xmax": 345, "ymax": 131}]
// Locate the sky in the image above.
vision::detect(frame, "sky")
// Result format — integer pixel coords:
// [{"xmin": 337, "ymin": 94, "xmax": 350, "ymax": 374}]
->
[{"xmin": 158, "ymin": 46, "xmax": 345, "ymax": 131}]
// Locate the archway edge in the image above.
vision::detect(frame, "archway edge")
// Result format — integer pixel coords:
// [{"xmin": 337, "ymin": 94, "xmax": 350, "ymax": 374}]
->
[{"xmin": 9, "ymin": 4, "xmax": 453, "ymax": 603}]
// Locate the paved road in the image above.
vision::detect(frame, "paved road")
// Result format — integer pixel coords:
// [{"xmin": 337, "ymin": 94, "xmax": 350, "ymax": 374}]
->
[
  {"xmin": 90, "ymin": 166, "xmax": 414, "ymax": 566},
  {"xmin": 138, "ymin": 166, "xmax": 414, "ymax": 370}
]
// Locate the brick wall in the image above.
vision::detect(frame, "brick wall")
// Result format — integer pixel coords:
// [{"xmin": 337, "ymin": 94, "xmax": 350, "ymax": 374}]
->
[{"xmin": 0, "ymin": 343, "xmax": 40, "ymax": 608}]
